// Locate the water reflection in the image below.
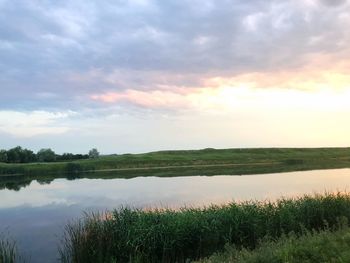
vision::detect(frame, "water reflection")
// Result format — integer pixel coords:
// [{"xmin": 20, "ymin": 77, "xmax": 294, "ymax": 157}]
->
[
  {"xmin": 1, "ymin": 161, "xmax": 340, "ymax": 192},
  {"xmin": 1, "ymin": 168, "xmax": 350, "ymax": 262},
  {"xmin": 0, "ymin": 205, "xmax": 83, "ymax": 262}
]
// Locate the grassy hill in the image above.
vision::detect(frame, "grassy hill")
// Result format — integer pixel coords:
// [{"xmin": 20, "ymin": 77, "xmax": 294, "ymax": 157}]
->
[{"xmin": 1, "ymin": 147, "xmax": 350, "ymax": 176}]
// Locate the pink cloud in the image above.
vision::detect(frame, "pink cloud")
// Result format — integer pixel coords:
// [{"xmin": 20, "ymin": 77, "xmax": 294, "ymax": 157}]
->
[{"xmin": 90, "ymin": 89, "xmax": 192, "ymax": 109}]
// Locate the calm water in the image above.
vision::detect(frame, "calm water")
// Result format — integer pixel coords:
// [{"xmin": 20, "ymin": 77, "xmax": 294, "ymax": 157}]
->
[{"xmin": 1, "ymin": 168, "xmax": 350, "ymax": 262}]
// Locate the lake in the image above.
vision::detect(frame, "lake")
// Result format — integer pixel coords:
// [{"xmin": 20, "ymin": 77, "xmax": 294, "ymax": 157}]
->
[{"xmin": 1, "ymin": 168, "xmax": 350, "ymax": 262}]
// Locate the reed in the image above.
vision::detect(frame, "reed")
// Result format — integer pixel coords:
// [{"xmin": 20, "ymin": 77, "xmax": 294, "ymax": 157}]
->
[
  {"xmin": 60, "ymin": 192, "xmax": 350, "ymax": 263},
  {"xmin": 0, "ymin": 236, "xmax": 18, "ymax": 263}
]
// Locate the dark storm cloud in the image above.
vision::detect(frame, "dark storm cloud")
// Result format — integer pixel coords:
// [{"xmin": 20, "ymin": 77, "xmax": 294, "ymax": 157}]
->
[{"xmin": 0, "ymin": 0, "xmax": 350, "ymax": 110}]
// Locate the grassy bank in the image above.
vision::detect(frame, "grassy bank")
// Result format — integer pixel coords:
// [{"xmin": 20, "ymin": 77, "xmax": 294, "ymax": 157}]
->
[
  {"xmin": 60, "ymin": 192, "xmax": 350, "ymax": 263},
  {"xmin": 1, "ymin": 147, "xmax": 350, "ymax": 176},
  {"xmin": 199, "ymin": 225, "xmax": 350, "ymax": 263}
]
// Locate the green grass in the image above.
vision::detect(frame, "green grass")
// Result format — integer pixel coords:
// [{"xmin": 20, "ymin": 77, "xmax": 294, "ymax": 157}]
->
[
  {"xmin": 199, "ymin": 225, "xmax": 350, "ymax": 263},
  {"xmin": 59, "ymin": 192, "xmax": 350, "ymax": 263},
  {"xmin": 0, "ymin": 236, "xmax": 18, "ymax": 263},
  {"xmin": 1, "ymin": 147, "xmax": 350, "ymax": 177}
]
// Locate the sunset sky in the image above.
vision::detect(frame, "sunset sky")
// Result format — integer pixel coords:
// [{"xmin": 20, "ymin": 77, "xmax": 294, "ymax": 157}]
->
[{"xmin": 1, "ymin": 0, "xmax": 350, "ymax": 153}]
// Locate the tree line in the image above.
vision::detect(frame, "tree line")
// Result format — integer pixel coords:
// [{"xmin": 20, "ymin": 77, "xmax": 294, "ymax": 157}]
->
[{"xmin": 0, "ymin": 146, "xmax": 99, "ymax": 163}]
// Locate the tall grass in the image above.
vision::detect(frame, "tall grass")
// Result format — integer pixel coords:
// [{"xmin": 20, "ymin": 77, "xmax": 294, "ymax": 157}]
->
[
  {"xmin": 0, "ymin": 236, "xmax": 18, "ymax": 263},
  {"xmin": 199, "ymin": 221, "xmax": 350, "ymax": 263},
  {"xmin": 60, "ymin": 192, "xmax": 350, "ymax": 263}
]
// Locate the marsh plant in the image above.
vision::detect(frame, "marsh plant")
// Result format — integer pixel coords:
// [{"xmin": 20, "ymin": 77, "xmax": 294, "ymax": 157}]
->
[
  {"xmin": 60, "ymin": 192, "xmax": 350, "ymax": 263},
  {"xmin": 0, "ymin": 235, "xmax": 18, "ymax": 263}
]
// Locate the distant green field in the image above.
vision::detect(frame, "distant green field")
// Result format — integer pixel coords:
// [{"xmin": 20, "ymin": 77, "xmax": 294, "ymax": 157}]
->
[{"xmin": 1, "ymin": 147, "xmax": 350, "ymax": 177}]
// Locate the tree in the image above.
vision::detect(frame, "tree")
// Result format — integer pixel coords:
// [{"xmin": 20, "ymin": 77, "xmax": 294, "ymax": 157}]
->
[
  {"xmin": 6, "ymin": 146, "xmax": 22, "ymax": 163},
  {"xmin": 0, "ymin": 150, "xmax": 7, "ymax": 163},
  {"xmin": 5, "ymin": 146, "xmax": 37, "ymax": 163},
  {"xmin": 21, "ymin": 148, "xmax": 36, "ymax": 163},
  {"xmin": 37, "ymin": 148, "xmax": 56, "ymax": 162},
  {"xmin": 88, "ymin": 148, "xmax": 100, "ymax": 159}
]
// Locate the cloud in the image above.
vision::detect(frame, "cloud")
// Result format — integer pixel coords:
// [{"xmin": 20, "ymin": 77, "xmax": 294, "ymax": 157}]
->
[
  {"xmin": 319, "ymin": 0, "xmax": 347, "ymax": 7},
  {"xmin": 1, "ymin": 0, "xmax": 350, "ymax": 112},
  {"xmin": 91, "ymin": 89, "xmax": 189, "ymax": 109},
  {"xmin": 1, "ymin": 0, "xmax": 350, "ymax": 151},
  {"xmin": 0, "ymin": 110, "xmax": 74, "ymax": 137}
]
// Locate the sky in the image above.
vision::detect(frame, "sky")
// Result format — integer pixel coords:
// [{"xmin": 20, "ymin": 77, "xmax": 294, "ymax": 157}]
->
[{"xmin": 1, "ymin": 0, "xmax": 350, "ymax": 154}]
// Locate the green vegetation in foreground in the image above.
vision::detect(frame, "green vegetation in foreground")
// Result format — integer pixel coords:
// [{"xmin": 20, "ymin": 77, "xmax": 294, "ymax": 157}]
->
[
  {"xmin": 199, "ymin": 225, "xmax": 350, "ymax": 263},
  {"xmin": 1, "ymin": 147, "xmax": 350, "ymax": 176},
  {"xmin": 0, "ymin": 236, "xmax": 18, "ymax": 263},
  {"xmin": 60, "ymin": 192, "xmax": 350, "ymax": 263}
]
